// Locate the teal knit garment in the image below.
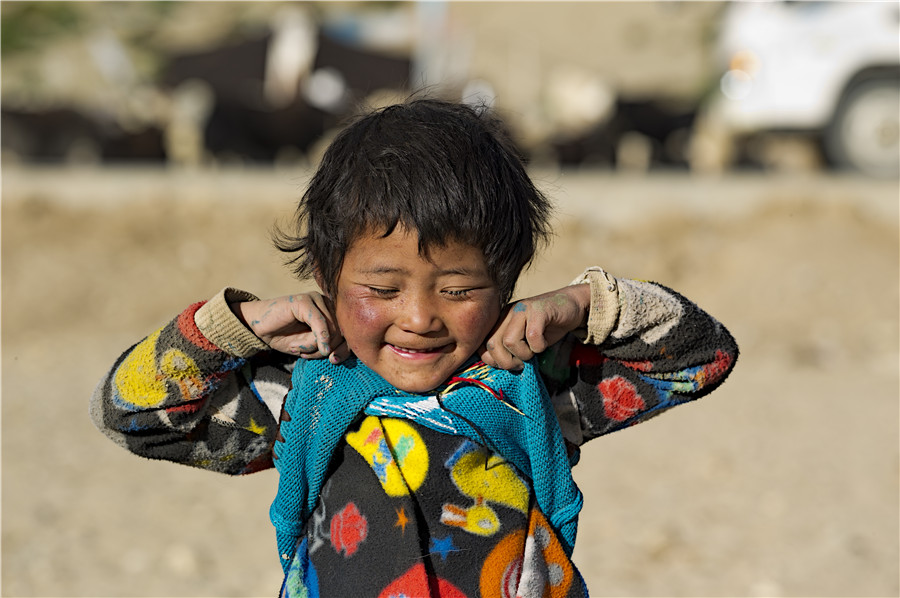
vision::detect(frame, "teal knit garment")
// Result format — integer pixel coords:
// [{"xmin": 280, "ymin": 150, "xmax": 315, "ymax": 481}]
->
[{"xmin": 270, "ymin": 356, "xmax": 583, "ymax": 572}]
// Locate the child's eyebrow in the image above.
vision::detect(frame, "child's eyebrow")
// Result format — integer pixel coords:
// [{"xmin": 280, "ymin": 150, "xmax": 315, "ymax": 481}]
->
[{"xmin": 359, "ymin": 266, "xmax": 408, "ymax": 275}]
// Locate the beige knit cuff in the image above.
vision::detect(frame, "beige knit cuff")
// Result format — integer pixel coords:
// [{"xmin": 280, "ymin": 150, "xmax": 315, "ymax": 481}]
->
[
  {"xmin": 194, "ymin": 287, "xmax": 269, "ymax": 358},
  {"xmin": 569, "ymin": 267, "xmax": 620, "ymax": 345}
]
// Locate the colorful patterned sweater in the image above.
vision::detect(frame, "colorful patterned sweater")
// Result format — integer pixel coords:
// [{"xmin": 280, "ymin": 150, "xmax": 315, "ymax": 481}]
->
[{"xmin": 90, "ymin": 268, "xmax": 738, "ymax": 593}]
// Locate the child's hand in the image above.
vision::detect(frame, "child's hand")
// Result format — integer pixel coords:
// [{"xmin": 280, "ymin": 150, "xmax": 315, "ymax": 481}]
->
[
  {"xmin": 481, "ymin": 284, "xmax": 590, "ymax": 370},
  {"xmin": 232, "ymin": 293, "xmax": 350, "ymax": 363}
]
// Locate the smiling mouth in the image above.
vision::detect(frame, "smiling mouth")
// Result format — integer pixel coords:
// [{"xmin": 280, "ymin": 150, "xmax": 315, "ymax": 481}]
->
[{"xmin": 388, "ymin": 344, "xmax": 449, "ymax": 355}]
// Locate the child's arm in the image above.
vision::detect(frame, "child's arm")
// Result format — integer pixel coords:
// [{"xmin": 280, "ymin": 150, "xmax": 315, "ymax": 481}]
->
[
  {"xmin": 483, "ymin": 268, "xmax": 738, "ymax": 445},
  {"xmin": 90, "ymin": 288, "xmax": 330, "ymax": 474}
]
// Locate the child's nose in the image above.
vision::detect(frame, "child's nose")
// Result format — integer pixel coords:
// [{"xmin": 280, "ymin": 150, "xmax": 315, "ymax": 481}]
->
[{"xmin": 398, "ymin": 297, "xmax": 443, "ymax": 334}]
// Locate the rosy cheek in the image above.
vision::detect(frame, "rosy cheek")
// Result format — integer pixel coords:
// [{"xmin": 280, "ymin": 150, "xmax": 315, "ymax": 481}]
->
[
  {"xmin": 461, "ymin": 305, "xmax": 500, "ymax": 339},
  {"xmin": 337, "ymin": 294, "xmax": 387, "ymax": 340}
]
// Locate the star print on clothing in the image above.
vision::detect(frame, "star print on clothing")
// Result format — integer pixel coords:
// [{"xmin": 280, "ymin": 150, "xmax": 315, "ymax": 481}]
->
[
  {"xmin": 245, "ymin": 418, "xmax": 266, "ymax": 435},
  {"xmin": 395, "ymin": 507, "xmax": 409, "ymax": 534},
  {"xmin": 430, "ymin": 535, "xmax": 459, "ymax": 561}
]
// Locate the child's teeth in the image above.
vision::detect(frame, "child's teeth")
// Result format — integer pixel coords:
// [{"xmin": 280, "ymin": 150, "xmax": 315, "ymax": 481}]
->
[{"xmin": 398, "ymin": 346, "xmax": 432, "ymax": 353}]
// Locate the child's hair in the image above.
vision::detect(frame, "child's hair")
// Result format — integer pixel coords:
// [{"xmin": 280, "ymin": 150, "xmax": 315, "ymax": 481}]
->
[{"xmin": 275, "ymin": 98, "xmax": 552, "ymax": 304}]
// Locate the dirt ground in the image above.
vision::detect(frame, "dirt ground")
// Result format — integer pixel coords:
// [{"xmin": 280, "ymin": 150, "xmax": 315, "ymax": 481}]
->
[{"xmin": 2, "ymin": 166, "xmax": 897, "ymax": 597}]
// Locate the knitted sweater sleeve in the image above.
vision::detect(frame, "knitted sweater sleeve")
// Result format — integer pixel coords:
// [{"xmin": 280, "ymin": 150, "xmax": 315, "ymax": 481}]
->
[
  {"xmin": 540, "ymin": 268, "xmax": 739, "ymax": 445},
  {"xmin": 89, "ymin": 288, "xmax": 295, "ymax": 475}
]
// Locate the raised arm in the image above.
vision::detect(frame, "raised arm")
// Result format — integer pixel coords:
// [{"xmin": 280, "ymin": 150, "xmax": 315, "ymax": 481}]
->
[
  {"xmin": 547, "ymin": 268, "xmax": 738, "ymax": 445},
  {"xmin": 90, "ymin": 288, "xmax": 295, "ymax": 475},
  {"xmin": 484, "ymin": 268, "xmax": 738, "ymax": 447}
]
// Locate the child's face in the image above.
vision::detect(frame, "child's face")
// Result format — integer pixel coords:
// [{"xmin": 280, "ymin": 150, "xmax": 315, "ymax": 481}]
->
[{"xmin": 331, "ymin": 225, "xmax": 502, "ymax": 393}]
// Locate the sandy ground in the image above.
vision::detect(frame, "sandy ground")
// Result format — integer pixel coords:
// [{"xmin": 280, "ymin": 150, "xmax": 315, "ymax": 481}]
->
[{"xmin": 2, "ymin": 166, "xmax": 898, "ymax": 597}]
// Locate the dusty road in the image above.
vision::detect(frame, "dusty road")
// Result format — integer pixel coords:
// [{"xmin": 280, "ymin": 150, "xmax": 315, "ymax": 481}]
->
[{"xmin": 2, "ymin": 166, "xmax": 897, "ymax": 597}]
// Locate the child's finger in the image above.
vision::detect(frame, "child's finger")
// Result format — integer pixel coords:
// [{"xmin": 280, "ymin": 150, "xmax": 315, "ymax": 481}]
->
[
  {"xmin": 292, "ymin": 295, "xmax": 334, "ymax": 355},
  {"xmin": 523, "ymin": 314, "xmax": 550, "ymax": 355},
  {"xmin": 479, "ymin": 345, "xmax": 498, "ymax": 368},
  {"xmin": 303, "ymin": 316, "xmax": 331, "ymax": 356},
  {"xmin": 503, "ymin": 336, "xmax": 534, "ymax": 363},
  {"xmin": 484, "ymin": 335, "xmax": 525, "ymax": 371},
  {"xmin": 285, "ymin": 331, "xmax": 322, "ymax": 356},
  {"xmin": 502, "ymin": 302, "xmax": 551, "ymax": 361},
  {"xmin": 312, "ymin": 293, "xmax": 344, "ymax": 356},
  {"xmin": 328, "ymin": 339, "xmax": 351, "ymax": 364}
]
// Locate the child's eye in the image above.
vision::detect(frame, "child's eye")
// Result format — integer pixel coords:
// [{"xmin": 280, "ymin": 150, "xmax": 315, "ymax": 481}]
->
[
  {"xmin": 368, "ymin": 287, "xmax": 398, "ymax": 297},
  {"xmin": 442, "ymin": 288, "xmax": 473, "ymax": 299}
]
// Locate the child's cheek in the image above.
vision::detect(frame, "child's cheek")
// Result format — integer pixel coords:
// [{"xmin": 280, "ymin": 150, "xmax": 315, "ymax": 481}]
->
[
  {"xmin": 460, "ymin": 302, "xmax": 501, "ymax": 341},
  {"xmin": 336, "ymin": 293, "xmax": 387, "ymax": 343}
]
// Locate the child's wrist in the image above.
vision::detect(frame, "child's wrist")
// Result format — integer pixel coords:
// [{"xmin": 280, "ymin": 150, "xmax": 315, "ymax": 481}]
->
[
  {"xmin": 569, "ymin": 267, "xmax": 619, "ymax": 344},
  {"xmin": 568, "ymin": 283, "xmax": 591, "ymax": 330},
  {"xmin": 230, "ymin": 300, "xmax": 256, "ymax": 333}
]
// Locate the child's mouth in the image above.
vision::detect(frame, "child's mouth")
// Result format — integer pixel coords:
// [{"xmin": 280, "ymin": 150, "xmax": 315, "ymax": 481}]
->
[{"xmin": 388, "ymin": 344, "xmax": 447, "ymax": 356}]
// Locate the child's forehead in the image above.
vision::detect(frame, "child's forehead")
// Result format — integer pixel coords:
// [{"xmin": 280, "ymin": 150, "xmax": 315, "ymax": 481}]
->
[{"xmin": 344, "ymin": 226, "xmax": 491, "ymax": 275}]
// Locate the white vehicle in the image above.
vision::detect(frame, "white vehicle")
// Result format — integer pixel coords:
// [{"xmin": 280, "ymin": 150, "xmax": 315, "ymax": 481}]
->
[{"xmin": 709, "ymin": 1, "xmax": 899, "ymax": 177}]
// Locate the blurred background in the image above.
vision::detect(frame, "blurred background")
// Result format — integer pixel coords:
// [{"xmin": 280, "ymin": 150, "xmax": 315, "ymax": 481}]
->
[
  {"xmin": 2, "ymin": 1, "xmax": 898, "ymax": 174},
  {"xmin": 2, "ymin": 2, "xmax": 898, "ymax": 597}
]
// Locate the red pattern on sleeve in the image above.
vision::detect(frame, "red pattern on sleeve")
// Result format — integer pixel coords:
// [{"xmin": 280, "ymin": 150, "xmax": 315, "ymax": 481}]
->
[{"xmin": 177, "ymin": 302, "xmax": 219, "ymax": 352}]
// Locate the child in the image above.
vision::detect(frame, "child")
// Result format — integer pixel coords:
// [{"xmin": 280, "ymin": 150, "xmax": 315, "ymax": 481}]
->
[{"xmin": 91, "ymin": 99, "xmax": 738, "ymax": 597}]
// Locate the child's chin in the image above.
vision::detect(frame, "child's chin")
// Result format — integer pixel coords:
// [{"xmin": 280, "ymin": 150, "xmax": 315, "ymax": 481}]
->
[{"xmin": 383, "ymin": 372, "xmax": 448, "ymax": 395}]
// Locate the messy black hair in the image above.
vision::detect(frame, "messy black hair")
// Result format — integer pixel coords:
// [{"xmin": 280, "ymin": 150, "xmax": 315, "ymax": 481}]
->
[{"xmin": 275, "ymin": 98, "xmax": 552, "ymax": 305}]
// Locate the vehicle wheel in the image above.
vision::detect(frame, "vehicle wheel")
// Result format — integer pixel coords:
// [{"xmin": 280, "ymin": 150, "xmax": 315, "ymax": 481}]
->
[{"xmin": 825, "ymin": 78, "xmax": 899, "ymax": 178}]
